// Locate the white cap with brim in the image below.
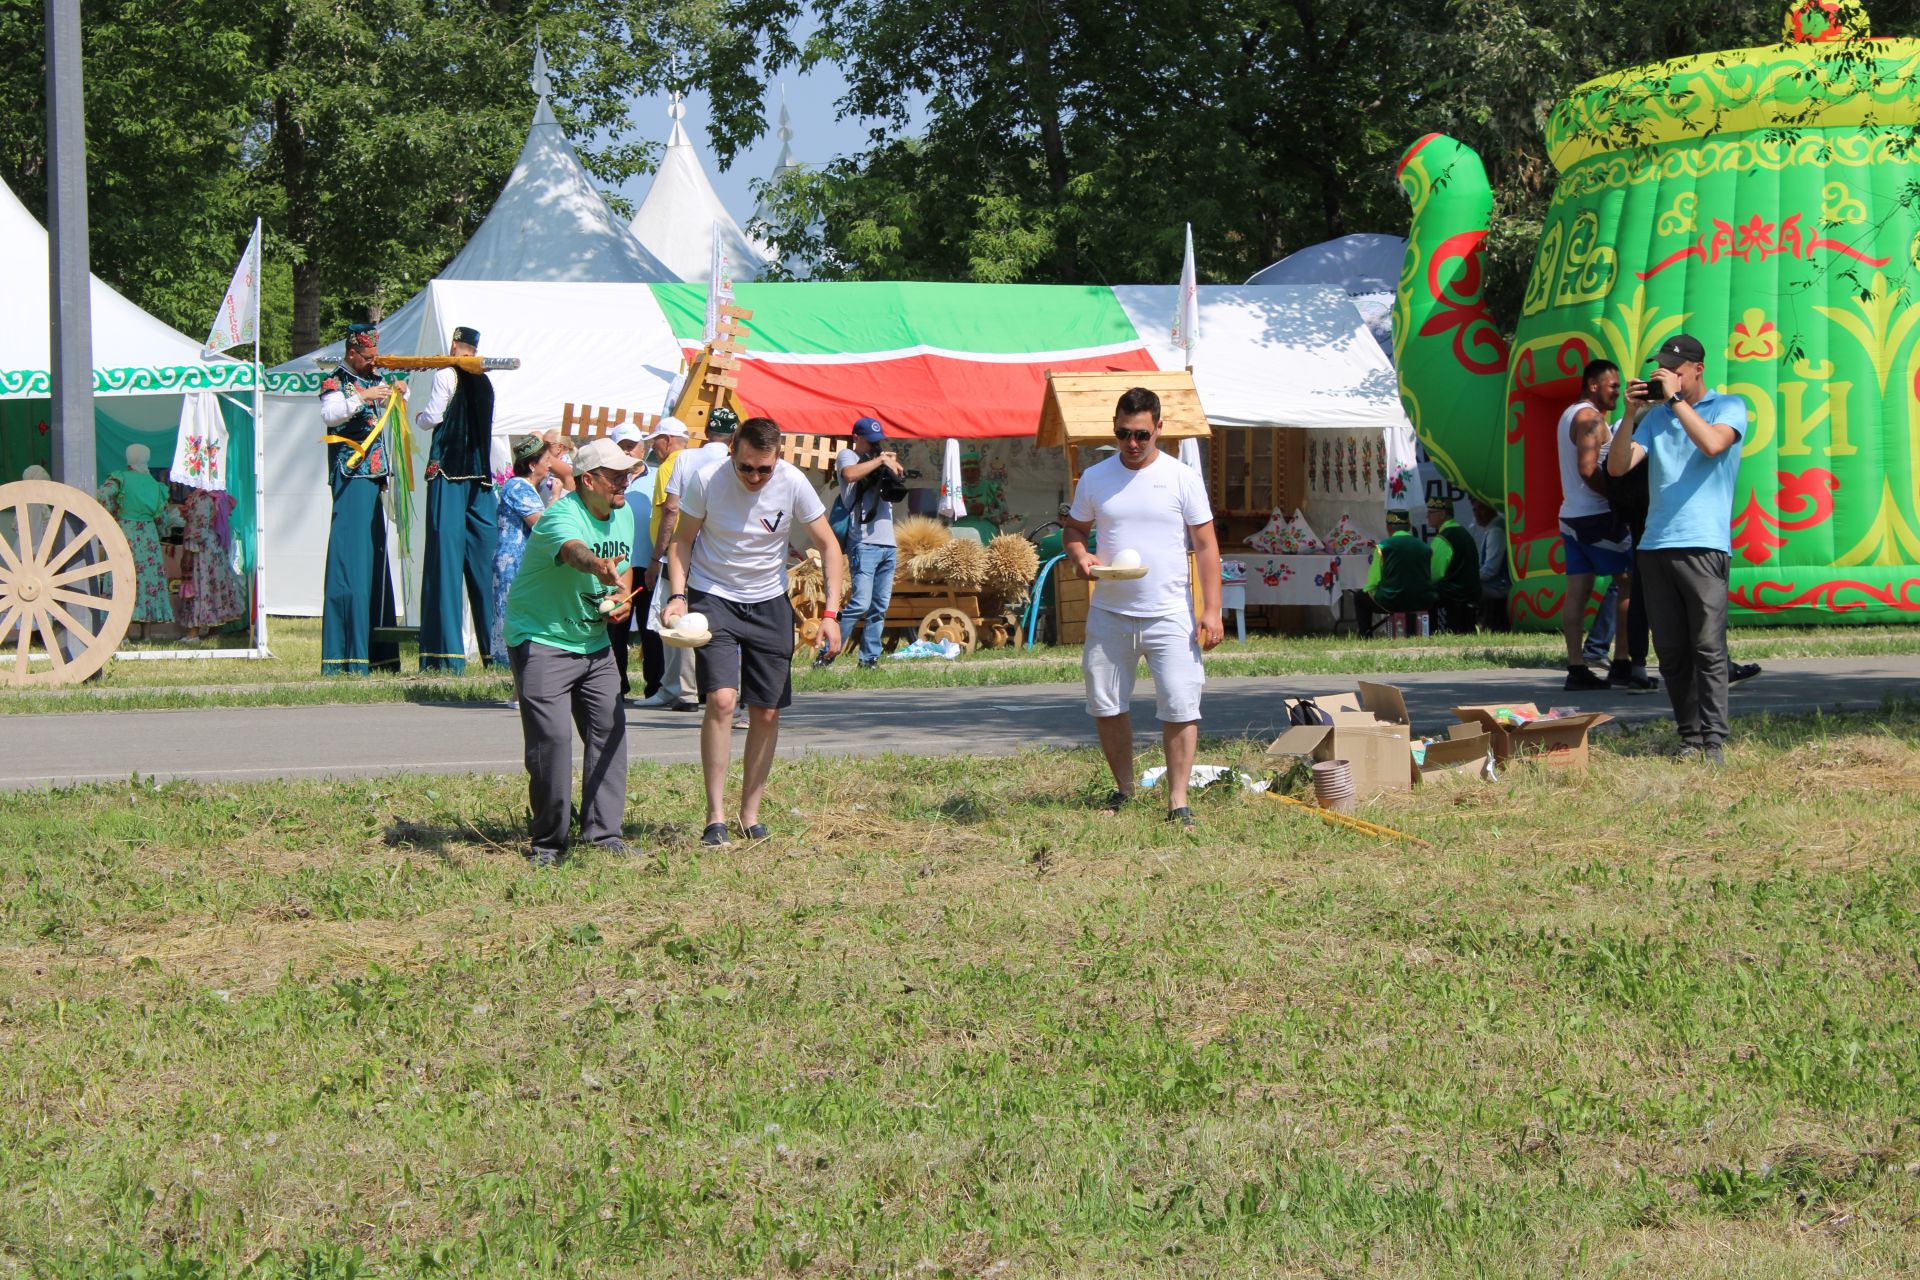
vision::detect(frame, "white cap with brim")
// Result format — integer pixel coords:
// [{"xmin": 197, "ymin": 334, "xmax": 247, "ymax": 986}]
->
[
  {"xmin": 647, "ymin": 416, "xmax": 691, "ymax": 440},
  {"xmin": 571, "ymin": 437, "xmax": 642, "ymax": 473},
  {"xmin": 608, "ymin": 424, "xmax": 645, "ymax": 445}
]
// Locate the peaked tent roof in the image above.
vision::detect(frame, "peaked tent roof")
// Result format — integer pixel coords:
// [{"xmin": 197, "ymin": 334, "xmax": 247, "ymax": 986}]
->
[
  {"xmin": 4, "ymin": 176, "xmax": 253, "ymax": 398},
  {"xmin": 270, "ymin": 91, "xmax": 675, "ymax": 382},
  {"xmin": 627, "ymin": 94, "xmax": 768, "ymax": 283},
  {"xmin": 441, "ymin": 97, "xmax": 677, "ymax": 284}
]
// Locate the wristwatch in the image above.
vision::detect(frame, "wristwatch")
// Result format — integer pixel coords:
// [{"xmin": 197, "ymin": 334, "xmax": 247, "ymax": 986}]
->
[{"xmin": 1666, "ymin": 390, "xmax": 1683, "ymax": 406}]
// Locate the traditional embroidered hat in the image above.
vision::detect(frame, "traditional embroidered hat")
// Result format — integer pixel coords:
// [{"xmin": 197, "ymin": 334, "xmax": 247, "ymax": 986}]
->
[
  {"xmin": 512, "ymin": 434, "xmax": 547, "ymax": 463},
  {"xmin": 451, "ymin": 326, "xmax": 480, "ymax": 347}
]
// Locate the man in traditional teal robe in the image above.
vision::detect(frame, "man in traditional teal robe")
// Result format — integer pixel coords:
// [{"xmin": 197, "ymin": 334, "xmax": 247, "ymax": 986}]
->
[
  {"xmin": 414, "ymin": 325, "xmax": 498, "ymax": 673},
  {"xmin": 318, "ymin": 323, "xmax": 400, "ymax": 675}
]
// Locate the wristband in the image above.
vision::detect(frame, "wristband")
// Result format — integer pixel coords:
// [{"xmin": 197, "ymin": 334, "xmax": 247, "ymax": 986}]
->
[
  {"xmin": 669, "ymin": 592, "xmax": 688, "ymax": 603},
  {"xmin": 822, "ymin": 609, "xmax": 840, "ymax": 621}
]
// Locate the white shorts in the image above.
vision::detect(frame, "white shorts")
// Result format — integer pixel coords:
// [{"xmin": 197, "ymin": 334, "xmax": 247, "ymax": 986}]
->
[{"xmin": 1082, "ymin": 607, "xmax": 1205, "ymax": 723}]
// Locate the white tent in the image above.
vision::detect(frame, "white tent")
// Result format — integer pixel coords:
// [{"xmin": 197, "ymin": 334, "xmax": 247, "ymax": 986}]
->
[
  {"xmin": 4, "ymin": 176, "xmax": 266, "ymax": 657},
  {"xmin": 1115, "ymin": 284, "xmax": 1409, "ymax": 431},
  {"xmin": 2, "ymin": 177, "xmax": 254, "ymax": 404},
  {"xmin": 261, "ymin": 73, "xmax": 679, "ymax": 617},
  {"xmin": 1246, "ymin": 234, "xmax": 1406, "ymax": 358},
  {"xmin": 627, "ymin": 94, "xmax": 768, "ymax": 283}
]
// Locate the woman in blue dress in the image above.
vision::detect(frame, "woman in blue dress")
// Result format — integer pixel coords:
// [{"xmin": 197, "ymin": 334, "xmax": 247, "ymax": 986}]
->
[{"xmin": 492, "ymin": 435, "xmax": 553, "ymax": 678}]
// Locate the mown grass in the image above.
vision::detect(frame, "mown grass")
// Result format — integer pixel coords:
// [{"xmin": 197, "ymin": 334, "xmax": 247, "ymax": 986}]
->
[
  {"xmin": 10, "ymin": 616, "xmax": 1920, "ymax": 716},
  {"xmin": 2, "ymin": 708, "xmax": 1918, "ymax": 1276}
]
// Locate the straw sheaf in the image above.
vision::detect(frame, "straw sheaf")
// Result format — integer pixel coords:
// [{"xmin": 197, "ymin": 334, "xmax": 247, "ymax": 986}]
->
[
  {"xmin": 933, "ymin": 538, "xmax": 989, "ymax": 589},
  {"xmin": 983, "ymin": 534, "xmax": 1041, "ymax": 601},
  {"xmin": 895, "ymin": 515, "xmax": 952, "ymax": 566}
]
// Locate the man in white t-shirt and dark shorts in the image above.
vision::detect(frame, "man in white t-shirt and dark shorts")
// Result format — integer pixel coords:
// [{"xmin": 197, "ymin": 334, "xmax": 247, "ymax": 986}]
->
[
  {"xmin": 1063, "ymin": 387, "xmax": 1224, "ymax": 827},
  {"xmin": 662, "ymin": 416, "xmax": 845, "ymax": 847},
  {"xmin": 1557, "ymin": 359, "xmax": 1636, "ymax": 691}
]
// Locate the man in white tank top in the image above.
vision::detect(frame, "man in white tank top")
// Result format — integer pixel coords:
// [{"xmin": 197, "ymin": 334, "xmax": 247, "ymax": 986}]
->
[{"xmin": 1557, "ymin": 360, "xmax": 1633, "ymax": 691}]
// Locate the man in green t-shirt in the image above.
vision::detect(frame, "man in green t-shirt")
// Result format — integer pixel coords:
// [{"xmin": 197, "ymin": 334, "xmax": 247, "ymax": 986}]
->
[{"xmin": 504, "ymin": 437, "xmax": 639, "ymax": 866}]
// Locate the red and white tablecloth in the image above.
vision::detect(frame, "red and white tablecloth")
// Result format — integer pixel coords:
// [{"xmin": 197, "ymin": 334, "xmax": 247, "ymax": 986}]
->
[{"xmin": 1228, "ymin": 551, "xmax": 1375, "ymax": 615}]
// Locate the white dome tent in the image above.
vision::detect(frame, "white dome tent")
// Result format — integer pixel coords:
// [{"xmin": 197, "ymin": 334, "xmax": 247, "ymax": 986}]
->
[
  {"xmin": 3, "ymin": 175, "xmax": 266, "ymax": 661},
  {"xmin": 626, "ymin": 92, "xmax": 768, "ymax": 284}
]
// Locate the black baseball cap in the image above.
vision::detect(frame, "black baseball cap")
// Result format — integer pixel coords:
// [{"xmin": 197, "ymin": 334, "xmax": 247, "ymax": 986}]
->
[{"xmin": 1647, "ymin": 334, "xmax": 1705, "ymax": 369}]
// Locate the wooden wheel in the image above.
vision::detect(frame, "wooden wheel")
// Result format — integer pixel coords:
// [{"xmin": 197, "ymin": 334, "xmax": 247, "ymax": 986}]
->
[
  {"xmin": 0, "ymin": 480, "xmax": 136, "ymax": 687},
  {"xmin": 917, "ymin": 607, "xmax": 978, "ymax": 653}
]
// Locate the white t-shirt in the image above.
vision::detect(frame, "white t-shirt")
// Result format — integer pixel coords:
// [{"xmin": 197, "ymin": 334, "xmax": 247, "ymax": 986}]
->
[
  {"xmin": 1556, "ymin": 401, "xmax": 1612, "ymax": 522},
  {"xmin": 667, "ymin": 441, "xmax": 731, "ymax": 500},
  {"xmin": 1068, "ymin": 451, "xmax": 1213, "ymax": 619},
  {"xmin": 682, "ymin": 459, "xmax": 826, "ymax": 604}
]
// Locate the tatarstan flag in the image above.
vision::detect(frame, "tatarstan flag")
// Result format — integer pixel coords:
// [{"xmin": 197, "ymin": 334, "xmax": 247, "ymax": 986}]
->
[{"xmin": 649, "ymin": 281, "xmax": 1158, "ymax": 439}]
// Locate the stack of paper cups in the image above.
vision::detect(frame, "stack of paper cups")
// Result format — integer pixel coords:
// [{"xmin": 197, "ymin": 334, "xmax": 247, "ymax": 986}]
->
[{"xmin": 1310, "ymin": 759, "xmax": 1356, "ymax": 815}]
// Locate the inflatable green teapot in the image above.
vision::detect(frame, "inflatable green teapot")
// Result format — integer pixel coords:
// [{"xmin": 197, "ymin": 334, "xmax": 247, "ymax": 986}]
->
[{"xmin": 1395, "ymin": 0, "xmax": 1920, "ymax": 624}]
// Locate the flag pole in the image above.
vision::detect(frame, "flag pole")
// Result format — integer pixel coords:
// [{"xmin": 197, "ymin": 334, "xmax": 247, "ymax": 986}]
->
[{"xmin": 251, "ymin": 217, "xmax": 270, "ymax": 655}]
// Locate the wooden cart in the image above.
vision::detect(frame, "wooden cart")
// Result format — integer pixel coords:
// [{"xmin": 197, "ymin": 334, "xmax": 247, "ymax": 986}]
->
[{"xmin": 789, "ymin": 571, "xmax": 1021, "ymax": 658}]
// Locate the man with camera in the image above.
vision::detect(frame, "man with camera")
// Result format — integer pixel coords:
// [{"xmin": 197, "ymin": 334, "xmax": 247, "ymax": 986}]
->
[
  {"xmin": 831, "ymin": 416, "xmax": 910, "ymax": 669},
  {"xmin": 1606, "ymin": 334, "xmax": 1747, "ymax": 765}
]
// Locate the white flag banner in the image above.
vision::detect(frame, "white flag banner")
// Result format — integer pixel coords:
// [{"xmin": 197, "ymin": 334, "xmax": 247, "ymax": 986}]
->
[
  {"xmin": 203, "ymin": 222, "xmax": 262, "ymax": 355},
  {"xmin": 937, "ymin": 438, "xmax": 968, "ymax": 520},
  {"xmin": 1178, "ymin": 436, "xmax": 1203, "ymax": 474},
  {"xmin": 703, "ymin": 221, "xmax": 735, "ymax": 344},
  {"xmin": 1172, "ymin": 222, "xmax": 1199, "ymax": 363},
  {"xmin": 171, "ymin": 391, "xmax": 229, "ymax": 492}
]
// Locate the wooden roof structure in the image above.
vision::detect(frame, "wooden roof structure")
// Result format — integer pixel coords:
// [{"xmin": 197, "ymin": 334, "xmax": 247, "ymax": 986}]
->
[{"xmin": 1036, "ymin": 370, "xmax": 1211, "ymax": 449}]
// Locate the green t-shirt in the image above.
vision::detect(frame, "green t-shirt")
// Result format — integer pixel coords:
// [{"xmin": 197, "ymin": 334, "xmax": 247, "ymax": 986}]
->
[{"xmin": 504, "ymin": 493, "xmax": 635, "ymax": 654}]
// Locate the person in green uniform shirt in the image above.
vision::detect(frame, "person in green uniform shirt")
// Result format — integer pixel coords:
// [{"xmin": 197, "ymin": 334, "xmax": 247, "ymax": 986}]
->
[
  {"xmin": 318, "ymin": 323, "xmax": 400, "ymax": 675},
  {"xmin": 413, "ymin": 324, "xmax": 498, "ymax": 673},
  {"xmin": 1426, "ymin": 496, "xmax": 1482, "ymax": 634},
  {"xmin": 504, "ymin": 437, "xmax": 640, "ymax": 866},
  {"xmin": 1359, "ymin": 508, "xmax": 1434, "ymax": 635}
]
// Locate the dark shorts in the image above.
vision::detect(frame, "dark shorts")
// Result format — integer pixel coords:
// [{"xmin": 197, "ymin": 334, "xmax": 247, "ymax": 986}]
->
[
  {"xmin": 690, "ymin": 589, "xmax": 795, "ymax": 710},
  {"xmin": 1560, "ymin": 511, "xmax": 1633, "ymax": 577}
]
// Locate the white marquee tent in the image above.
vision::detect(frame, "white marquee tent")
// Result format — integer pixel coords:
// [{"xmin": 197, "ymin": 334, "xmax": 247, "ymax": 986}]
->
[{"xmin": 626, "ymin": 94, "xmax": 767, "ymax": 284}]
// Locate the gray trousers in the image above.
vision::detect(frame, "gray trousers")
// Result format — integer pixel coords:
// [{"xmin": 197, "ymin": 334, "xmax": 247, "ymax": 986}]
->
[
  {"xmin": 1636, "ymin": 548, "xmax": 1731, "ymax": 747},
  {"xmin": 509, "ymin": 641, "xmax": 628, "ymax": 855},
  {"xmin": 658, "ymin": 638, "xmax": 696, "ymax": 703}
]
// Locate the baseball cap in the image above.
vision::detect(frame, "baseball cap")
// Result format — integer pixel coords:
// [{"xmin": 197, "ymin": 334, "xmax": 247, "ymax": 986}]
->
[
  {"xmin": 572, "ymin": 437, "xmax": 641, "ymax": 473},
  {"xmin": 852, "ymin": 416, "xmax": 886, "ymax": 443},
  {"xmin": 608, "ymin": 424, "xmax": 645, "ymax": 446},
  {"xmin": 647, "ymin": 416, "xmax": 691, "ymax": 440},
  {"xmin": 1647, "ymin": 334, "xmax": 1705, "ymax": 369}
]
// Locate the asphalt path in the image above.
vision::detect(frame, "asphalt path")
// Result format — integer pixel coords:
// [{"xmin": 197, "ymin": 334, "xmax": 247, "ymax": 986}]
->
[{"xmin": 2, "ymin": 656, "xmax": 1913, "ymax": 790}]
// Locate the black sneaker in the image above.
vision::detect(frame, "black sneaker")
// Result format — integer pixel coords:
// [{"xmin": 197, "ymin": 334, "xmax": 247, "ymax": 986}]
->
[
  {"xmin": 527, "ymin": 848, "xmax": 561, "ymax": 868},
  {"xmin": 700, "ymin": 823, "xmax": 732, "ymax": 848},
  {"xmin": 857, "ymin": 658, "xmax": 878, "ymax": 670},
  {"xmin": 1564, "ymin": 665, "xmax": 1610, "ymax": 692},
  {"xmin": 1608, "ymin": 662, "xmax": 1661, "ymax": 693},
  {"xmin": 1098, "ymin": 790, "xmax": 1131, "ymax": 815},
  {"xmin": 811, "ymin": 651, "xmax": 836, "ymax": 670},
  {"xmin": 1677, "ymin": 744, "xmax": 1704, "ymax": 762},
  {"xmin": 1168, "ymin": 806, "xmax": 1195, "ymax": 828},
  {"xmin": 591, "ymin": 837, "xmax": 636, "ymax": 856},
  {"xmin": 1729, "ymin": 661, "xmax": 1762, "ymax": 684},
  {"xmin": 1703, "ymin": 745, "xmax": 1726, "ymax": 767}
]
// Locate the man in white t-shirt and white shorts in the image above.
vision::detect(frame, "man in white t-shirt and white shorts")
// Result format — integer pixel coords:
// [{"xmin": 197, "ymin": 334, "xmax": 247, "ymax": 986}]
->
[
  {"xmin": 662, "ymin": 416, "xmax": 845, "ymax": 848},
  {"xmin": 1063, "ymin": 387, "xmax": 1224, "ymax": 827}
]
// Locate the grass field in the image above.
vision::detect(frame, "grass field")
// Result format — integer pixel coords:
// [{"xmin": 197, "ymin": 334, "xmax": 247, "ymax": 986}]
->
[
  {"xmin": 3, "ymin": 707, "xmax": 1917, "ymax": 1276},
  {"xmin": 9, "ymin": 616, "xmax": 1920, "ymax": 716}
]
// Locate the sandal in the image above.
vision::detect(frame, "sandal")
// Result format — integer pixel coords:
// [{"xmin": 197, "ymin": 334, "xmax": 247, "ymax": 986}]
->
[{"xmin": 1098, "ymin": 790, "xmax": 1132, "ymax": 815}]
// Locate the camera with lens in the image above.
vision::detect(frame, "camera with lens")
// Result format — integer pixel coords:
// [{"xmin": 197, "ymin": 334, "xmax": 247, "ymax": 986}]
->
[{"xmin": 869, "ymin": 459, "xmax": 922, "ymax": 503}]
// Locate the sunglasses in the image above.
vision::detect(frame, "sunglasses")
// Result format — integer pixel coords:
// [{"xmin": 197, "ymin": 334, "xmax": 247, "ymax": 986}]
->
[
  {"xmin": 735, "ymin": 461, "xmax": 776, "ymax": 477},
  {"xmin": 1113, "ymin": 427, "xmax": 1155, "ymax": 444}
]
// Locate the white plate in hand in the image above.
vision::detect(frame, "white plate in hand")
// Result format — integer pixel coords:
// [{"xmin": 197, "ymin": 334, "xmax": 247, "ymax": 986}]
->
[{"xmin": 1088, "ymin": 564, "xmax": 1148, "ymax": 580}]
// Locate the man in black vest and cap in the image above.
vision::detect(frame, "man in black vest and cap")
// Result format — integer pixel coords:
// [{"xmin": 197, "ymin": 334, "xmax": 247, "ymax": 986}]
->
[{"xmin": 415, "ymin": 325, "xmax": 499, "ymax": 672}]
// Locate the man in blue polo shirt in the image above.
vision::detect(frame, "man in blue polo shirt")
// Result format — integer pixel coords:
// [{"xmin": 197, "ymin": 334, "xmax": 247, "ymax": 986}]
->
[{"xmin": 1606, "ymin": 333, "xmax": 1746, "ymax": 765}]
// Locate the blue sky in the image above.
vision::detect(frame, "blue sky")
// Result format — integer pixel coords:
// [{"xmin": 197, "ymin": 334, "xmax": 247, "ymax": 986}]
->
[{"xmin": 611, "ymin": 48, "xmax": 916, "ymax": 228}]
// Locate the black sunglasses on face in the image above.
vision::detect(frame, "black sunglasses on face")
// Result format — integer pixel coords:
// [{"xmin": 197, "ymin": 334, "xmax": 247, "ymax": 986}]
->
[
  {"xmin": 735, "ymin": 462, "xmax": 775, "ymax": 477},
  {"xmin": 1114, "ymin": 427, "xmax": 1154, "ymax": 444}
]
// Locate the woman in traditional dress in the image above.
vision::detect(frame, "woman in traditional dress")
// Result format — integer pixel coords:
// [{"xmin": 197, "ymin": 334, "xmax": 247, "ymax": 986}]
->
[
  {"xmin": 492, "ymin": 435, "xmax": 554, "ymax": 687},
  {"xmin": 98, "ymin": 444, "xmax": 179, "ymax": 638},
  {"xmin": 174, "ymin": 488, "xmax": 247, "ymax": 641}
]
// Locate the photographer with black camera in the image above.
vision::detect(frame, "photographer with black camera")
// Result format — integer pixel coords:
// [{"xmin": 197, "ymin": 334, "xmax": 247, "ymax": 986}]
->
[
  {"xmin": 829, "ymin": 416, "xmax": 915, "ymax": 670},
  {"xmin": 1607, "ymin": 333, "xmax": 1747, "ymax": 766}
]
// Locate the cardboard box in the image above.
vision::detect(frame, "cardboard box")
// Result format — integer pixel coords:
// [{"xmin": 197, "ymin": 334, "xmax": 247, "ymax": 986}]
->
[
  {"xmin": 1414, "ymin": 723, "xmax": 1497, "ymax": 785},
  {"xmin": 1451, "ymin": 703, "xmax": 1613, "ymax": 770},
  {"xmin": 1267, "ymin": 681, "xmax": 1415, "ymax": 797}
]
